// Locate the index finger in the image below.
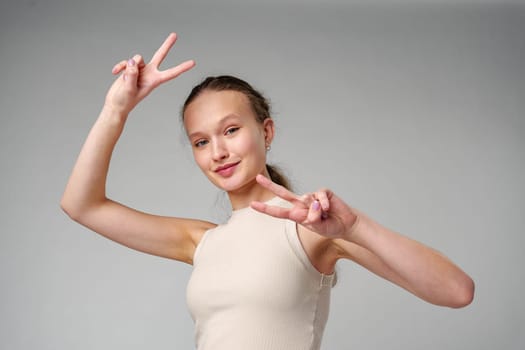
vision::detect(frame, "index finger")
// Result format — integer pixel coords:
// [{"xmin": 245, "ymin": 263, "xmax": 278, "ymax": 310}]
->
[
  {"xmin": 255, "ymin": 174, "xmax": 301, "ymax": 204},
  {"xmin": 149, "ymin": 32, "xmax": 178, "ymax": 67},
  {"xmin": 250, "ymin": 201, "xmax": 292, "ymax": 220},
  {"xmin": 157, "ymin": 59, "xmax": 196, "ymax": 84}
]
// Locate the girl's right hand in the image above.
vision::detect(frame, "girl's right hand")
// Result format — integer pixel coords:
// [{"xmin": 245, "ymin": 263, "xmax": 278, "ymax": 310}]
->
[{"xmin": 104, "ymin": 32, "xmax": 195, "ymax": 116}]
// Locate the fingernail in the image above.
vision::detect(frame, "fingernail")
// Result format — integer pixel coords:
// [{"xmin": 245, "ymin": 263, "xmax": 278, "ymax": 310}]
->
[
  {"xmin": 128, "ymin": 59, "xmax": 135, "ymax": 66},
  {"xmin": 312, "ymin": 200, "xmax": 320, "ymax": 211}
]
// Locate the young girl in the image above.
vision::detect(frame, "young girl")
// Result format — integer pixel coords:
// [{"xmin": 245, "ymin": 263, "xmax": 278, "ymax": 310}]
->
[{"xmin": 61, "ymin": 33, "xmax": 474, "ymax": 350}]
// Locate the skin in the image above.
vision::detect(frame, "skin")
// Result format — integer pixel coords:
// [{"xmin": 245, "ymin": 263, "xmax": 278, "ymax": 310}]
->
[
  {"xmin": 183, "ymin": 89, "xmax": 277, "ymax": 209},
  {"xmin": 61, "ymin": 33, "xmax": 474, "ymax": 308}
]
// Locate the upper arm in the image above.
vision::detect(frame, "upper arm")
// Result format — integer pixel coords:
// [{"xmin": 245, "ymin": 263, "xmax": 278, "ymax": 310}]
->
[
  {"xmin": 63, "ymin": 198, "xmax": 216, "ymax": 264},
  {"xmin": 332, "ymin": 238, "xmax": 416, "ymax": 295}
]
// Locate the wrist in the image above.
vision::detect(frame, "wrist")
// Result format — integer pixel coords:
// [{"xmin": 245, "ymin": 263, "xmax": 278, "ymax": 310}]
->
[
  {"xmin": 100, "ymin": 104, "xmax": 129, "ymax": 124},
  {"xmin": 341, "ymin": 211, "xmax": 362, "ymax": 242}
]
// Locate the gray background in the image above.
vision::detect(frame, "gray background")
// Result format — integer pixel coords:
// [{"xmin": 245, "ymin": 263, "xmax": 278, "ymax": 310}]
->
[{"xmin": 1, "ymin": 0, "xmax": 524, "ymax": 349}]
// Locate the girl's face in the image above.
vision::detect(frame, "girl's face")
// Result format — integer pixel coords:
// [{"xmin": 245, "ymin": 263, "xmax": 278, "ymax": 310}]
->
[{"xmin": 183, "ymin": 90, "xmax": 274, "ymax": 193}]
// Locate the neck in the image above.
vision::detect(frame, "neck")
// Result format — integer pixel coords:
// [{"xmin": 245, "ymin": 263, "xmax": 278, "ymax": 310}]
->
[{"xmin": 227, "ymin": 173, "xmax": 275, "ymax": 211}]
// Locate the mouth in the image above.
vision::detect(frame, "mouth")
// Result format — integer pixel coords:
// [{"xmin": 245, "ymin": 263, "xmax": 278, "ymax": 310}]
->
[{"xmin": 214, "ymin": 161, "xmax": 241, "ymax": 176}]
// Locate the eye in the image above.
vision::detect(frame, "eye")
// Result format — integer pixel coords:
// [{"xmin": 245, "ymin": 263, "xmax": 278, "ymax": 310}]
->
[
  {"xmin": 194, "ymin": 139, "xmax": 208, "ymax": 148},
  {"xmin": 225, "ymin": 127, "xmax": 239, "ymax": 135}
]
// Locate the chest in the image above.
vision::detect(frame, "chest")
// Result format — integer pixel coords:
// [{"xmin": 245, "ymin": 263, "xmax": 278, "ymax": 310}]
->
[{"xmin": 186, "ymin": 218, "xmax": 319, "ymax": 318}]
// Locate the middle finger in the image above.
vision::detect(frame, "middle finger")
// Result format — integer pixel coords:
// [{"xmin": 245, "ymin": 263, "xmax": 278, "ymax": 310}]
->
[{"xmin": 150, "ymin": 32, "xmax": 177, "ymax": 67}]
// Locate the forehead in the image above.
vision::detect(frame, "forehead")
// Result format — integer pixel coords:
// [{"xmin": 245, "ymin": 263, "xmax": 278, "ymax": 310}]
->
[{"xmin": 183, "ymin": 90, "xmax": 255, "ymax": 131}]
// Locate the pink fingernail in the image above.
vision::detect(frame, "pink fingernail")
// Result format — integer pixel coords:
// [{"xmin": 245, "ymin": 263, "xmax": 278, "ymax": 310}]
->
[
  {"xmin": 312, "ymin": 200, "xmax": 320, "ymax": 211},
  {"xmin": 128, "ymin": 59, "xmax": 135, "ymax": 66}
]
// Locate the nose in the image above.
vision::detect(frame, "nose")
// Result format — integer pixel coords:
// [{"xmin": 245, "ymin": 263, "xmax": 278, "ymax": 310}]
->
[{"xmin": 211, "ymin": 139, "xmax": 228, "ymax": 161}]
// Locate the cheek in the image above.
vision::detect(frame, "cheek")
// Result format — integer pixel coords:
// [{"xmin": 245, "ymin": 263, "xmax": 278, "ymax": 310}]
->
[{"xmin": 238, "ymin": 129, "xmax": 265, "ymax": 156}]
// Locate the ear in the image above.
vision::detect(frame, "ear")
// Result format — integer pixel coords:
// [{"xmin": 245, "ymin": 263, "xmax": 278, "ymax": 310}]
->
[{"xmin": 262, "ymin": 118, "xmax": 275, "ymax": 146}]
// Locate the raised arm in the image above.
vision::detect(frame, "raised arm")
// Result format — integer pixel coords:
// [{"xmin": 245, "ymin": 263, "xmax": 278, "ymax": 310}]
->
[
  {"xmin": 251, "ymin": 175, "xmax": 474, "ymax": 308},
  {"xmin": 61, "ymin": 33, "xmax": 215, "ymax": 264}
]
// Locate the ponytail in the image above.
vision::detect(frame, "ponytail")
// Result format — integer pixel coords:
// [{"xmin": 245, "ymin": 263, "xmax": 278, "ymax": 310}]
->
[{"xmin": 266, "ymin": 164, "xmax": 292, "ymax": 191}]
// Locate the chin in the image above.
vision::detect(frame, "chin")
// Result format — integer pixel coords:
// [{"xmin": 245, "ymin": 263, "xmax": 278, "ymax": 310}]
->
[
  {"xmin": 215, "ymin": 181, "xmax": 245, "ymax": 193},
  {"xmin": 206, "ymin": 176, "xmax": 238, "ymax": 192},
  {"xmin": 210, "ymin": 175, "xmax": 256, "ymax": 194}
]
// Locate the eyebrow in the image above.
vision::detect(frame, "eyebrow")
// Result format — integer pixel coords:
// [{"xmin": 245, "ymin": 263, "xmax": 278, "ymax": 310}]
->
[{"xmin": 188, "ymin": 114, "xmax": 242, "ymax": 139}]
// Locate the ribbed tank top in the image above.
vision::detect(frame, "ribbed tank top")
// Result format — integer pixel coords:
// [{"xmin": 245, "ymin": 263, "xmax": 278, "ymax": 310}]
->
[{"xmin": 186, "ymin": 197, "xmax": 334, "ymax": 350}]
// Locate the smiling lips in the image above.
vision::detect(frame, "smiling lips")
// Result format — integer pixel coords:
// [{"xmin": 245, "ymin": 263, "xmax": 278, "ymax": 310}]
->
[{"xmin": 214, "ymin": 161, "xmax": 240, "ymax": 177}]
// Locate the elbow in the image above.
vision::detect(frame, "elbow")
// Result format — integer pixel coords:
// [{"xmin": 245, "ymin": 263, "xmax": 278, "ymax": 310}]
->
[
  {"xmin": 60, "ymin": 193, "xmax": 105, "ymax": 223},
  {"xmin": 449, "ymin": 276, "xmax": 475, "ymax": 309},
  {"xmin": 60, "ymin": 194, "xmax": 85, "ymax": 222},
  {"xmin": 60, "ymin": 196, "xmax": 78, "ymax": 221}
]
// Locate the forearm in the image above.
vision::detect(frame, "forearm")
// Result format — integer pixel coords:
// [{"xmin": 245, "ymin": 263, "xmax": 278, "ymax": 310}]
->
[
  {"xmin": 61, "ymin": 106, "xmax": 128, "ymax": 219},
  {"xmin": 345, "ymin": 210, "xmax": 474, "ymax": 307}
]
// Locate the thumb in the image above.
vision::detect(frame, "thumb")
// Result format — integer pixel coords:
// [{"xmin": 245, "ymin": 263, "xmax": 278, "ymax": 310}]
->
[{"xmin": 122, "ymin": 57, "xmax": 139, "ymax": 88}]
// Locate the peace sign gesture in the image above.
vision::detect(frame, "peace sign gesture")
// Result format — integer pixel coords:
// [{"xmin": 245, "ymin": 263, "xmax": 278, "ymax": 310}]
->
[
  {"xmin": 251, "ymin": 175, "xmax": 359, "ymax": 240},
  {"xmin": 104, "ymin": 33, "xmax": 195, "ymax": 116}
]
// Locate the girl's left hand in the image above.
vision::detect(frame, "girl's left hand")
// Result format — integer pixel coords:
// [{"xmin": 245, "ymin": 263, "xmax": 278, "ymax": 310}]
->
[{"xmin": 251, "ymin": 175, "xmax": 359, "ymax": 240}]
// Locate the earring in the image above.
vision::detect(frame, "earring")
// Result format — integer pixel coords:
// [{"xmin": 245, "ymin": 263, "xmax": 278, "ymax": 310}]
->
[{"xmin": 266, "ymin": 144, "xmax": 271, "ymax": 151}]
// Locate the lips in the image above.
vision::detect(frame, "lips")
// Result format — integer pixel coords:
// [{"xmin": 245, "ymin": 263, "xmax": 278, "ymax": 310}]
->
[{"xmin": 214, "ymin": 161, "xmax": 240, "ymax": 177}]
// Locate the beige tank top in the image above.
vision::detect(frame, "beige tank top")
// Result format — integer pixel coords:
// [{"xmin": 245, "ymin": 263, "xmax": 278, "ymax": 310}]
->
[{"xmin": 186, "ymin": 197, "xmax": 334, "ymax": 350}]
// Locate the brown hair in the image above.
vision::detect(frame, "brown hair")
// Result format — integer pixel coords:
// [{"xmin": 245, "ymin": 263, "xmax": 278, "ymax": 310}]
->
[{"xmin": 182, "ymin": 75, "xmax": 291, "ymax": 190}]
